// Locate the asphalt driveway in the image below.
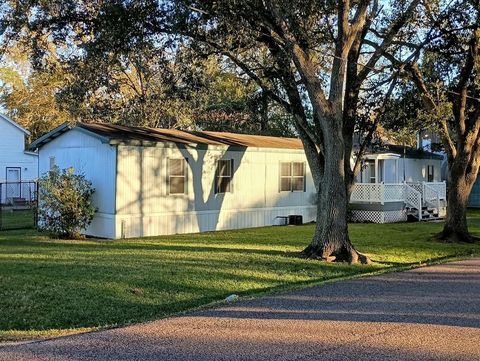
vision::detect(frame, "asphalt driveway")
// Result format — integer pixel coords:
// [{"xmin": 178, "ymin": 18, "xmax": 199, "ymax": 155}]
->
[{"xmin": 1, "ymin": 258, "xmax": 479, "ymax": 361}]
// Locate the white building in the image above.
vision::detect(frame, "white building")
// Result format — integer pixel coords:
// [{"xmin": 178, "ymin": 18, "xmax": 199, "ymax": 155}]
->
[
  {"xmin": 31, "ymin": 123, "xmax": 317, "ymax": 239},
  {"xmin": 0, "ymin": 114, "xmax": 38, "ymax": 203},
  {"xmin": 356, "ymin": 145, "xmax": 444, "ymax": 184},
  {"xmin": 351, "ymin": 145, "xmax": 446, "ymax": 223}
]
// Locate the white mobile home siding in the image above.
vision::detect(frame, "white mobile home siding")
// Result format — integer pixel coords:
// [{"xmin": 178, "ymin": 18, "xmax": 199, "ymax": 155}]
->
[
  {"xmin": 38, "ymin": 129, "xmax": 117, "ymax": 238},
  {"xmin": 115, "ymin": 145, "xmax": 316, "ymax": 238}
]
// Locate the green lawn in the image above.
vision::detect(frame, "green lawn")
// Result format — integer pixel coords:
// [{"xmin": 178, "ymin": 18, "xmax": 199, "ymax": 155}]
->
[
  {"xmin": 0, "ymin": 209, "xmax": 35, "ymax": 230},
  {"xmin": 2, "ymin": 211, "xmax": 480, "ymax": 341}
]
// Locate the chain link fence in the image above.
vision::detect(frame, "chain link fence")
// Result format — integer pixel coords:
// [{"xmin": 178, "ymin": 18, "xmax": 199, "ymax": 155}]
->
[{"xmin": 0, "ymin": 181, "xmax": 38, "ymax": 230}]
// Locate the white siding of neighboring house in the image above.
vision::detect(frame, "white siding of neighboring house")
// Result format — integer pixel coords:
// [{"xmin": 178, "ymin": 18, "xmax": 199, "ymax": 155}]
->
[
  {"xmin": 38, "ymin": 129, "xmax": 117, "ymax": 238},
  {"xmin": 358, "ymin": 154, "xmax": 443, "ymax": 183},
  {"xmin": 115, "ymin": 145, "xmax": 317, "ymax": 238},
  {"xmin": 397, "ymin": 158, "xmax": 443, "ymax": 182},
  {"xmin": 0, "ymin": 116, "xmax": 38, "ymax": 203},
  {"xmin": 0, "ymin": 116, "xmax": 38, "ymax": 183}
]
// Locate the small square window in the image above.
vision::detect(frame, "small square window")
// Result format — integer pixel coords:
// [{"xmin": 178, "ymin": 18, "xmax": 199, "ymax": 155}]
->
[
  {"xmin": 292, "ymin": 177, "xmax": 305, "ymax": 191},
  {"xmin": 280, "ymin": 162, "xmax": 292, "ymax": 177},
  {"xmin": 292, "ymin": 162, "xmax": 304, "ymax": 177},
  {"xmin": 280, "ymin": 177, "xmax": 292, "ymax": 192},
  {"xmin": 280, "ymin": 162, "xmax": 306, "ymax": 192}
]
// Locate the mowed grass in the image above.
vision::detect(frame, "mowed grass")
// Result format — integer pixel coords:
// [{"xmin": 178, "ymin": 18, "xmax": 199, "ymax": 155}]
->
[
  {"xmin": 1, "ymin": 210, "xmax": 480, "ymax": 341},
  {"xmin": 0, "ymin": 209, "xmax": 35, "ymax": 230}
]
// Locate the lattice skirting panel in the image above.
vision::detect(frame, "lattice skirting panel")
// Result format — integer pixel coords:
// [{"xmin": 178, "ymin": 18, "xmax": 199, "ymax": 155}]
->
[{"xmin": 350, "ymin": 210, "xmax": 407, "ymax": 224}]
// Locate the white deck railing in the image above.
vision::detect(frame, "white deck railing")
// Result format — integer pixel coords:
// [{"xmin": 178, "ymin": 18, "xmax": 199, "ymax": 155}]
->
[
  {"xmin": 423, "ymin": 183, "xmax": 440, "ymax": 210},
  {"xmin": 424, "ymin": 182, "xmax": 447, "ymax": 200},
  {"xmin": 350, "ymin": 181, "xmax": 446, "ymax": 210},
  {"xmin": 405, "ymin": 184, "xmax": 423, "ymax": 220},
  {"xmin": 350, "ymin": 183, "xmax": 406, "ymax": 204}
]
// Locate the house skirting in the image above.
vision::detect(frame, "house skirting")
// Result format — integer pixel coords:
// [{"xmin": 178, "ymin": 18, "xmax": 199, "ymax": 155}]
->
[
  {"xmin": 85, "ymin": 205, "xmax": 317, "ymax": 239},
  {"xmin": 350, "ymin": 209, "xmax": 407, "ymax": 224}
]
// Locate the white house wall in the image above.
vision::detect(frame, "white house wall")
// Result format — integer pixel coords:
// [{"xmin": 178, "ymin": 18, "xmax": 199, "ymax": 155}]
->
[
  {"xmin": 397, "ymin": 158, "xmax": 443, "ymax": 182},
  {"xmin": 360, "ymin": 155, "xmax": 443, "ymax": 183},
  {"xmin": 383, "ymin": 159, "xmax": 397, "ymax": 183},
  {"xmin": 115, "ymin": 145, "xmax": 316, "ymax": 238},
  {"xmin": 38, "ymin": 129, "xmax": 117, "ymax": 238},
  {"xmin": 0, "ymin": 118, "xmax": 37, "ymax": 182}
]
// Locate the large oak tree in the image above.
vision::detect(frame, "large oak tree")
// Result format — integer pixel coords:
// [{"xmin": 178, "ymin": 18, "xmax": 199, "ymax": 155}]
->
[
  {"xmin": 166, "ymin": 0, "xmax": 421, "ymax": 262},
  {"xmin": 386, "ymin": 0, "xmax": 480, "ymax": 242}
]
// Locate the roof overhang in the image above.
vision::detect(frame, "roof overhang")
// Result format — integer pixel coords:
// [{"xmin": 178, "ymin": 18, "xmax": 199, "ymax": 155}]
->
[
  {"xmin": 29, "ymin": 123, "xmax": 113, "ymax": 150},
  {"xmin": 29, "ymin": 123, "xmax": 72, "ymax": 150},
  {"xmin": 363, "ymin": 153, "xmax": 402, "ymax": 160},
  {"xmin": 0, "ymin": 114, "xmax": 30, "ymax": 135}
]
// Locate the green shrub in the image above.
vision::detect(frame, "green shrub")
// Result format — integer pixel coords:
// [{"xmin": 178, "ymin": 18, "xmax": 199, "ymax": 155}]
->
[{"xmin": 37, "ymin": 167, "xmax": 96, "ymax": 239}]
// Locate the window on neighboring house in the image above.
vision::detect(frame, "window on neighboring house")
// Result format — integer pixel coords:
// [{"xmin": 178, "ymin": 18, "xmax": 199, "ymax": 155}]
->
[
  {"xmin": 280, "ymin": 162, "xmax": 305, "ymax": 192},
  {"xmin": 49, "ymin": 156, "xmax": 56, "ymax": 170},
  {"xmin": 168, "ymin": 158, "xmax": 187, "ymax": 194},
  {"xmin": 378, "ymin": 160, "xmax": 385, "ymax": 182},
  {"xmin": 427, "ymin": 165, "xmax": 434, "ymax": 182},
  {"xmin": 367, "ymin": 160, "xmax": 376, "ymax": 183},
  {"xmin": 215, "ymin": 159, "xmax": 233, "ymax": 194}
]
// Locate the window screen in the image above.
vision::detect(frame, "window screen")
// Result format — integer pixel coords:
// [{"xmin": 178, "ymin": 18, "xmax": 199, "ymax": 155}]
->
[
  {"xmin": 280, "ymin": 162, "xmax": 305, "ymax": 192},
  {"xmin": 168, "ymin": 158, "xmax": 187, "ymax": 194},
  {"xmin": 216, "ymin": 159, "xmax": 233, "ymax": 193}
]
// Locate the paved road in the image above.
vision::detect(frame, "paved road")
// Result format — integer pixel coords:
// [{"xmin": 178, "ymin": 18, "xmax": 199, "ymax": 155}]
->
[{"xmin": 1, "ymin": 259, "xmax": 480, "ymax": 361}]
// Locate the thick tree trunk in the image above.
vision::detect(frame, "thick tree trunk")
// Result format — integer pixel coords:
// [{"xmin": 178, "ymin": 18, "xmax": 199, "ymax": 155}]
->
[
  {"xmin": 302, "ymin": 128, "xmax": 370, "ymax": 264},
  {"xmin": 438, "ymin": 161, "xmax": 479, "ymax": 243}
]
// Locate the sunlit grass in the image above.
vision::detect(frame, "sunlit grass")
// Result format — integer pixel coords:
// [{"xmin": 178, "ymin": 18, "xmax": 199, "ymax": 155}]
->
[{"xmin": 1, "ymin": 209, "xmax": 480, "ymax": 341}]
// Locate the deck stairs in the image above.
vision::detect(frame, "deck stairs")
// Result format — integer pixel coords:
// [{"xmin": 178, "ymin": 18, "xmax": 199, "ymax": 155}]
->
[{"xmin": 404, "ymin": 182, "xmax": 447, "ymax": 222}]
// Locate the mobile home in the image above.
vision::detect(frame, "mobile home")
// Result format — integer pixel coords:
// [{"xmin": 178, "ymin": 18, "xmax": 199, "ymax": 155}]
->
[
  {"xmin": 32, "ymin": 123, "xmax": 317, "ymax": 238},
  {"xmin": 350, "ymin": 144, "xmax": 446, "ymax": 223}
]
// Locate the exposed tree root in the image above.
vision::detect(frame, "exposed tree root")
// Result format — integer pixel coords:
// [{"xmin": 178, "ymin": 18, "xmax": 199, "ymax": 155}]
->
[
  {"xmin": 301, "ymin": 244, "xmax": 371, "ymax": 265},
  {"xmin": 434, "ymin": 230, "xmax": 480, "ymax": 244}
]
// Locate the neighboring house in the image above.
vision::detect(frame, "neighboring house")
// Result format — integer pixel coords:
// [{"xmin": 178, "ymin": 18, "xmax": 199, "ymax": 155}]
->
[
  {"xmin": 355, "ymin": 144, "xmax": 444, "ymax": 184},
  {"xmin": 468, "ymin": 178, "xmax": 480, "ymax": 207},
  {"xmin": 31, "ymin": 123, "xmax": 317, "ymax": 239},
  {"xmin": 351, "ymin": 144, "xmax": 446, "ymax": 223},
  {"xmin": 0, "ymin": 114, "xmax": 38, "ymax": 204}
]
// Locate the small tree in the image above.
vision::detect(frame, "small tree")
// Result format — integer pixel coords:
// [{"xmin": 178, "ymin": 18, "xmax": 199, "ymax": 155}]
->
[{"xmin": 37, "ymin": 167, "xmax": 96, "ymax": 239}]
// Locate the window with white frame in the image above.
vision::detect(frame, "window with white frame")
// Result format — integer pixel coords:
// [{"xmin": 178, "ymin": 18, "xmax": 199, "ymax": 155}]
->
[
  {"xmin": 168, "ymin": 158, "xmax": 187, "ymax": 194},
  {"xmin": 215, "ymin": 159, "xmax": 233, "ymax": 194},
  {"xmin": 280, "ymin": 162, "xmax": 305, "ymax": 192}
]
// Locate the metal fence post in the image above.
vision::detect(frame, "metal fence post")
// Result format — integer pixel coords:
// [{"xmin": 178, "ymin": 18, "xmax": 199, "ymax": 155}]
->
[
  {"xmin": 0, "ymin": 183, "xmax": 2, "ymax": 231},
  {"xmin": 34, "ymin": 181, "xmax": 39, "ymax": 229}
]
